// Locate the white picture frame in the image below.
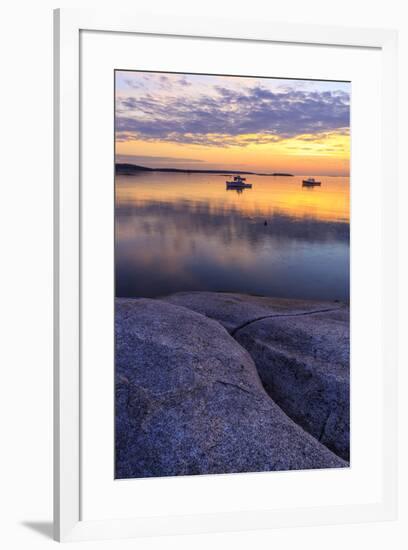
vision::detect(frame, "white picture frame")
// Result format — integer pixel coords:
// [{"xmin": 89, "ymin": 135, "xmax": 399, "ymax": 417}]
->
[{"xmin": 54, "ymin": 8, "xmax": 398, "ymax": 542}]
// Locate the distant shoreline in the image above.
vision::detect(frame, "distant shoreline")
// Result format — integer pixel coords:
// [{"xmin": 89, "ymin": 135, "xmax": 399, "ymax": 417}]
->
[{"xmin": 115, "ymin": 163, "xmax": 294, "ymax": 177}]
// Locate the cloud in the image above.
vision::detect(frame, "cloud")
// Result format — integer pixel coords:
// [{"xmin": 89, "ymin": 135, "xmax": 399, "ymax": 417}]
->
[
  {"xmin": 115, "ymin": 154, "xmax": 204, "ymax": 165},
  {"xmin": 178, "ymin": 77, "xmax": 192, "ymax": 87},
  {"xmin": 116, "ymin": 84, "xmax": 350, "ymax": 147},
  {"xmin": 122, "ymin": 73, "xmax": 194, "ymax": 93}
]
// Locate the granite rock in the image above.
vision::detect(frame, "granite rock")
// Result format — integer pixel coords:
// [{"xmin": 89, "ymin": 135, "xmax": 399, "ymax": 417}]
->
[
  {"xmin": 160, "ymin": 292, "xmax": 350, "ymax": 460},
  {"xmin": 235, "ymin": 308, "xmax": 350, "ymax": 460},
  {"xmin": 161, "ymin": 291, "xmax": 342, "ymax": 334},
  {"xmin": 115, "ymin": 298, "xmax": 347, "ymax": 478}
]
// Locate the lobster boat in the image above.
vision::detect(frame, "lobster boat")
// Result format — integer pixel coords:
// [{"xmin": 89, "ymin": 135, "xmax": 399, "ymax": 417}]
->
[
  {"xmin": 226, "ymin": 175, "xmax": 252, "ymax": 189},
  {"xmin": 302, "ymin": 177, "xmax": 321, "ymax": 187}
]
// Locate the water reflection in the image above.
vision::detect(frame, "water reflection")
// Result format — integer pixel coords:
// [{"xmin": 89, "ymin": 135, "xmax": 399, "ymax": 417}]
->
[
  {"xmin": 226, "ymin": 187, "xmax": 246, "ymax": 194},
  {"xmin": 115, "ymin": 172, "xmax": 349, "ymax": 301}
]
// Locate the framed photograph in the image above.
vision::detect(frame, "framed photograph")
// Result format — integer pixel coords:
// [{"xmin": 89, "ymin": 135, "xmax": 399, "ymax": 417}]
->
[{"xmin": 54, "ymin": 8, "xmax": 398, "ymax": 542}]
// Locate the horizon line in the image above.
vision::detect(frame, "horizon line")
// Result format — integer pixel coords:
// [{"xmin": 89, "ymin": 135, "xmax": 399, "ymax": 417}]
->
[{"xmin": 115, "ymin": 161, "xmax": 349, "ymax": 178}]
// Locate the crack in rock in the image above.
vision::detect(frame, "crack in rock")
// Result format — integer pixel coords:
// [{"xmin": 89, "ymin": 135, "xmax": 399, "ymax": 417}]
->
[
  {"xmin": 230, "ymin": 306, "xmax": 345, "ymax": 337},
  {"xmin": 319, "ymin": 411, "xmax": 333, "ymax": 442},
  {"xmin": 215, "ymin": 379, "xmax": 257, "ymax": 397}
]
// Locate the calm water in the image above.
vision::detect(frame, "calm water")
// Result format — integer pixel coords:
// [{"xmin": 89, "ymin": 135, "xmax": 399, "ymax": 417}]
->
[{"xmin": 115, "ymin": 172, "xmax": 349, "ymax": 302}]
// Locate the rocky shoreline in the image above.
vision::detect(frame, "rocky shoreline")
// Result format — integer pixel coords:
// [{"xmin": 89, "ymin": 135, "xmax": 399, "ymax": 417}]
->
[{"xmin": 115, "ymin": 292, "xmax": 350, "ymax": 479}]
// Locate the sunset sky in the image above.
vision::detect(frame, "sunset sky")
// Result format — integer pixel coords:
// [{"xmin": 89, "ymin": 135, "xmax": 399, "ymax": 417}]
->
[{"xmin": 115, "ymin": 71, "xmax": 350, "ymax": 176}]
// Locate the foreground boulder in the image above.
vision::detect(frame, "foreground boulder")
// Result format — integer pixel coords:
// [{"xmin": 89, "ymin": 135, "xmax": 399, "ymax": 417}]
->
[
  {"xmin": 115, "ymin": 298, "xmax": 346, "ymax": 478},
  {"xmin": 161, "ymin": 292, "xmax": 350, "ymax": 460}
]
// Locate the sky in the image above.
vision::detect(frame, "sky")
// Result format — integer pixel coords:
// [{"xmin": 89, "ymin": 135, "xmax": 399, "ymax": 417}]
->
[{"xmin": 115, "ymin": 71, "xmax": 350, "ymax": 176}]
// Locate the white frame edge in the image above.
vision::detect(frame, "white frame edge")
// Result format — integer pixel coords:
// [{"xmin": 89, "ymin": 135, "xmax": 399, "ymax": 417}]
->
[{"xmin": 53, "ymin": 8, "xmax": 398, "ymax": 542}]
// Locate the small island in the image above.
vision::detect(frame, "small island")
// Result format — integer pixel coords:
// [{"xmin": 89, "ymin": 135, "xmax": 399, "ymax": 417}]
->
[{"xmin": 115, "ymin": 163, "xmax": 294, "ymax": 177}]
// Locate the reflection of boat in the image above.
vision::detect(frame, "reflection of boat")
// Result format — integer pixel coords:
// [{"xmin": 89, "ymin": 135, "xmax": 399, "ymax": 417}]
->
[
  {"xmin": 226, "ymin": 175, "xmax": 252, "ymax": 189},
  {"xmin": 302, "ymin": 177, "xmax": 321, "ymax": 187},
  {"xmin": 226, "ymin": 187, "xmax": 245, "ymax": 194}
]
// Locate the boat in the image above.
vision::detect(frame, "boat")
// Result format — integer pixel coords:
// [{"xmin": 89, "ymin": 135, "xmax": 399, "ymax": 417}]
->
[
  {"xmin": 302, "ymin": 177, "xmax": 321, "ymax": 187},
  {"xmin": 226, "ymin": 175, "xmax": 252, "ymax": 189}
]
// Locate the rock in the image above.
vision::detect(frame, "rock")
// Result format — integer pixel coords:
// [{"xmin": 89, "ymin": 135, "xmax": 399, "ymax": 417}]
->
[
  {"xmin": 115, "ymin": 298, "xmax": 347, "ymax": 478},
  {"xmin": 161, "ymin": 291, "xmax": 341, "ymax": 334},
  {"xmin": 235, "ymin": 308, "xmax": 350, "ymax": 460},
  {"xmin": 160, "ymin": 292, "xmax": 350, "ymax": 461}
]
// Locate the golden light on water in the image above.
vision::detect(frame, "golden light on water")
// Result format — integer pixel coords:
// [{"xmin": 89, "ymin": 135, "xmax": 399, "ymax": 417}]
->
[{"xmin": 116, "ymin": 173, "xmax": 349, "ymax": 224}]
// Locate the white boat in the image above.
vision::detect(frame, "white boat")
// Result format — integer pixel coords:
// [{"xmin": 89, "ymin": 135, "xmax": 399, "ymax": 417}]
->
[
  {"xmin": 226, "ymin": 175, "xmax": 252, "ymax": 189},
  {"xmin": 302, "ymin": 177, "xmax": 321, "ymax": 187}
]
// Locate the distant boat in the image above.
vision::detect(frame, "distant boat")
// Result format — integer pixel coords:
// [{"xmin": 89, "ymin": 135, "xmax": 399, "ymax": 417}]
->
[
  {"xmin": 302, "ymin": 177, "xmax": 321, "ymax": 187},
  {"xmin": 226, "ymin": 175, "xmax": 252, "ymax": 189}
]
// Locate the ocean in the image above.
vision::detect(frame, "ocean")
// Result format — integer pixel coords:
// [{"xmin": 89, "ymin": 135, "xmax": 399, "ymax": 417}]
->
[{"xmin": 115, "ymin": 172, "xmax": 349, "ymax": 302}]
